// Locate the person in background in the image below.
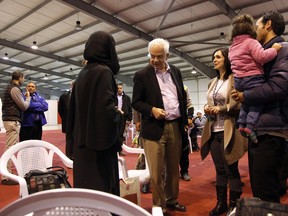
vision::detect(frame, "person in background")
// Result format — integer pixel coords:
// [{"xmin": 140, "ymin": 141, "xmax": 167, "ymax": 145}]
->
[
  {"xmin": 189, "ymin": 115, "xmax": 199, "ymax": 151},
  {"xmin": 189, "ymin": 110, "xmax": 206, "ymax": 152},
  {"xmin": 132, "ymin": 38, "xmax": 187, "ymax": 215},
  {"xmin": 231, "ymin": 10, "xmax": 288, "ymax": 203},
  {"xmin": 58, "ymin": 80, "xmax": 75, "ymax": 159},
  {"xmin": 229, "ymin": 14, "xmax": 282, "ymax": 143},
  {"xmin": 201, "ymin": 48, "xmax": 247, "ymax": 216},
  {"xmin": 180, "ymin": 85, "xmax": 194, "ymax": 181},
  {"xmin": 67, "ymin": 31, "xmax": 123, "ymax": 195},
  {"xmin": 194, "ymin": 110, "xmax": 207, "ymax": 136},
  {"xmin": 20, "ymin": 82, "xmax": 48, "ymax": 141},
  {"xmin": 117, "ymin": 83, "xmax": 132, "ymax": 156},
  {"xmin": 1, "ymin": 71, "xmax": 30, "ymax": 185}
]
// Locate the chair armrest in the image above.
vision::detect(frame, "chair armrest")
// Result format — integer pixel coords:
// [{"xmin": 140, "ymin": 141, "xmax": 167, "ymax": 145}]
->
[
  {"xmin": 1, "ymin": 171, "xmax": 29, "ymax": 197},
  {"xmin": 122, "ymin": 144, "xmax": 145, "ymax": 154}
]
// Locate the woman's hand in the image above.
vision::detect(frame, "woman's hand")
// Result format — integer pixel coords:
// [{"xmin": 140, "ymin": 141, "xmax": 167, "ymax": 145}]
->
[
  {"xmin": 210, "ymin": 106, "xmax": 220, "ymax": 114},
  {"xmin": 204, "ymin": 105, "xmax": 220, "ymax": 115}
]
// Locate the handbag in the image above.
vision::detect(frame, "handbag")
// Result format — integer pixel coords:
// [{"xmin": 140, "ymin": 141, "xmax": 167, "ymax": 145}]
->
[
  {"xmin": 24, "ymin": 166, "xmax": 71, "ymax": 194},
  {"xmin": 236, "ymin": 197, "xmax": 288, "ymax": 216}
]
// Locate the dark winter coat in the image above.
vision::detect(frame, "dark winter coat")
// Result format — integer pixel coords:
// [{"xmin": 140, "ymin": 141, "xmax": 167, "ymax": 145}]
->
[
  {"xmin": 67, "ymin": 31, "xmax": 122, "ymax": 195},
  {"xmin": 244, "ymin": 36, "xmax": 288, "ymax": 132}
]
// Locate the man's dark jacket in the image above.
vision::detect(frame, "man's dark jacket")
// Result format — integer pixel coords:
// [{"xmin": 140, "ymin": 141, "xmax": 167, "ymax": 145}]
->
[
  {"xmin": 244, "ymin": 36, "xmax": 288, "ymax": 131},
  {"xmin": 132, "ymin": 64, "xmax": 187, "ymax": 141}
]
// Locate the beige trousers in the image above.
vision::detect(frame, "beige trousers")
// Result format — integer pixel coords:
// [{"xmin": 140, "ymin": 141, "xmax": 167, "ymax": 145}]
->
[
  {"xmin": 143, "ymin": 120, "xmax": 182, "ymax": 209},
  {"xmin": 2, "ymin": 121, "xmax": 20, "ymax": 180}
]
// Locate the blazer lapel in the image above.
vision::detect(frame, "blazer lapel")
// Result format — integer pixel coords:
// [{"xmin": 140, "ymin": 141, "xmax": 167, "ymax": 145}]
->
[{"xmin": 147, "ymin": 66, "xmax": 162, "ymax": 100}]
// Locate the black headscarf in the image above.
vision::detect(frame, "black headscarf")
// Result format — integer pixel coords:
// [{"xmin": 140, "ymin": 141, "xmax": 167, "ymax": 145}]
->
[{"xmin": 83, "ymin": 31, "xmax": 120, "ymax": 75}]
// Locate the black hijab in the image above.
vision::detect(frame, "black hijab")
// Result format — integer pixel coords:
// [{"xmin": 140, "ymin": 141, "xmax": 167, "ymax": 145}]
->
[{"xmin": 83, "ymin": 31, "xmax": 120, "ymax": 75}]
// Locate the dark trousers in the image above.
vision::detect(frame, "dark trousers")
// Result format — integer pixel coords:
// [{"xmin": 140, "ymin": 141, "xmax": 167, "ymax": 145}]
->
[
  {"xmin": 209, "ymin": 132, "xmax": 242, "ymax": 191},
  {"xmin": 189, "ymin": 128, "xmax": 199, "ymax": 150},
  {"xmin": 249, "ymin": 134, "xmax": 286, "ymax": 202},
  {"xmin": 20, "ymin": 120, "xmax": 42, "ymax": 141},
  {"xmin": 235, "ymin": 75, "xmax": 265, "ymax": 130},
  {"xmin": 180, "ymin": 140, "xmax": 189, "ymax": 175},
  {"xmin": 65, "ymin": 132, "xmax": 73, "ymax": 159},
  {"xmin": 118, "ymin": 119, "xmax": 126, "ymax": 151}
]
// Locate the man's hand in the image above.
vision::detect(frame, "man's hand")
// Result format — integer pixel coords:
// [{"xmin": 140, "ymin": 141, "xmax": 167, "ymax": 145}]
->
[
  {"xmin": 135, "ymin": 122, "xmax": 141, "ymax": 132},
  {"xmin": 188, "ymin": 118, "xmax": 193, "ymax": 127},
  {"xmin": 231, "ymin": 89, "xmax": 245, "ymax": 103},
  {"xmin": 151, "ymin": 107, "xmax": 166, "ymax": 119}
]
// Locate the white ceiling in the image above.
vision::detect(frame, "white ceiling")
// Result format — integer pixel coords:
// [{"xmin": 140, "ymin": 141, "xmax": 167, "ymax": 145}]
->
[{"xmin": 0, "ymin": 0, "xmax": 288, "ymax": 98}]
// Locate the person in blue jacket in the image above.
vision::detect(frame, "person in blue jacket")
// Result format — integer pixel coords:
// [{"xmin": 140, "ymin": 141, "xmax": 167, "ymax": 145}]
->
[{"xmin": 20, "ymin": 81, "xmax": 48, "ymax": 141}]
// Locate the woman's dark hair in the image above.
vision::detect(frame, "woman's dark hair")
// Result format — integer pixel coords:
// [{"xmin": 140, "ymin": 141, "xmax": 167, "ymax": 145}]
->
[
  {"xmin": 212, "ymin": 48, "xmax": 232, "ymax": 80},
  {"xmin": 231, "ymin": 14, "xmax": 256, "ymax": 40},
  {"xmin": 261, "ymin": 10, "xmax": 285, "ymax": 36}
]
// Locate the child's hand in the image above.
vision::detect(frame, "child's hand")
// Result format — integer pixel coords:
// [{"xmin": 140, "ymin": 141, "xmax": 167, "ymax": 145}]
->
[{"xmin": 272, "ymin": 43, "xmax": 282, "ymax": 52}]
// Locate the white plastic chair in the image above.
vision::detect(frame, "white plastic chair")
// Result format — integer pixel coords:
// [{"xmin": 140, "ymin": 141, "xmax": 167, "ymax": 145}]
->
[
  {"xmin": 187, "ymin": 127, "xmax": 193, "ymax": 153},
  {"xmin": 0, "ymin": 188, "xmax": 154, "ymax": 216},
  {"xmin": 119, "ymin": 143, "xmax": 150, "ymax": 185},
  {"xmin": 0, "ymin": 139, "xmax": 73, "ymax": 198}
]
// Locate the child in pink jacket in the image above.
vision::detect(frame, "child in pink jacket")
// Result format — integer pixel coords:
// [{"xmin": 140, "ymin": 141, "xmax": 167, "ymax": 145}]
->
[{"xmin": 229, "ymin": 14, "xmax": 282, "ymax": 143}]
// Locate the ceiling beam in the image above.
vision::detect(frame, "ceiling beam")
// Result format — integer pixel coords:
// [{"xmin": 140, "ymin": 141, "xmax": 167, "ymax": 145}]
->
[
  {"xmin": 209, "ymin": 0, "xmax": 237, "ymax": 19},
  {"xmin": 1, "ymin": 71, "xmax": 70, "ymax": 90},
  {"xmin": 0, "ymin": 58, "xmax": 74, "ymax": 80},
  {"xmin": 0, "ymin": 38, "xmax": 83, "ymax": 67},
  {"xmin": 0, "ymin": 1, "xmax": 52, "ymax": 33},
  {"xmin": 0, "ymin": 78, "xmax": 63, "ymax": 98},
  {"xmin": 154, "ymin": 0, "xmax": 176, "ymax": 38},
  {"xmin": 60, "ymin": 0, "xmax": 216, "ymax": 79}
]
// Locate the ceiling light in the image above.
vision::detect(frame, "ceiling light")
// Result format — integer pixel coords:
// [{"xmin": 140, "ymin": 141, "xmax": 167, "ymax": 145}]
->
[
  {"xmin": 75, "ymin": 20, "xmax": 82, "ymax": 31},
  {"xmin": 43, "ymin": 74, "xmax": 48, "ymax": 80},
  {"xmin": 191, "ymin": 68, "xmax": 197, "ymax": 74},
  {"xmin": 3, "ymin": 53, "xmax": 9, "ymax": 60},
  {"xmin": 219, "ymin": 32, "xmax": 225, "ymax": 40},
  {"xmin": 31, "ymin": 41, "xmax": 38, "ymax": 49}
]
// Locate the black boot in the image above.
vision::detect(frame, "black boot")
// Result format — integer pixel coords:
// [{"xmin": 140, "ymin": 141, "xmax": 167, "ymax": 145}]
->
[
  {"xmin": 209, "ymin": 186, "xmax": 228, "ymax": 216},
  {"xmin": 226, "ymin": 190, "xmax": 242, "ymax": 216}
]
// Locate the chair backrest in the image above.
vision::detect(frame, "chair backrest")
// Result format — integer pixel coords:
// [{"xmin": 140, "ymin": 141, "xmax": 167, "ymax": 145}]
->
[
  {"xmin": 0, "ymin": 188, "xmax": 153, "ymax": 216},
  {"xmin": 118, "ymin": 156, "xmax": 128, "ymax": 179},
  {"xmin": 0, "ymin": 140, "xmax": 73, "ymax": 197}
]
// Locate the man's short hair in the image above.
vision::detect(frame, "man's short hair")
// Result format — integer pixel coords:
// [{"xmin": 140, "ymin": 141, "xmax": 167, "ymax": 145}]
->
[
  {"xmin": 148, "ymin": 38, "xmax": 170, "ymax": 55},
  {"xmin": 11, "ymin": 70, "xmax": 24, "ymax": 81},
  {"xmin": 261, "ymin": 10, "xmax": 285, "ymax": 36}
]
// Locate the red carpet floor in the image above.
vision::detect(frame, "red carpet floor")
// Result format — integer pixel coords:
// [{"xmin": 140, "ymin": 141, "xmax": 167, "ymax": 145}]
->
[{"xmin": 0, "ymin": 130, "xmax": 287, "ymax": 216}]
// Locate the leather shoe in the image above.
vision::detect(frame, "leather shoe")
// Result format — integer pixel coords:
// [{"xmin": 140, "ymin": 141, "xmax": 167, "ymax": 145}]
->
[
  {"xmin": 1, "ymin": 179, "xmax": 18, "ymax": 185},
  {"xmin": 166, "ymin": 202, "xmax": 186, "ymax": 212},
  {"xmin": 141, "ymin": 183, "xmax": 150, "ymax": 193}
]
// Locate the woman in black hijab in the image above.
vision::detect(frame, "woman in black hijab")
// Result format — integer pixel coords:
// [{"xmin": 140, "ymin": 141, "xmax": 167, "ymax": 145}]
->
[{"xmin": 67, "ymin": 31, "xmax": 123, "ymax": 195}]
